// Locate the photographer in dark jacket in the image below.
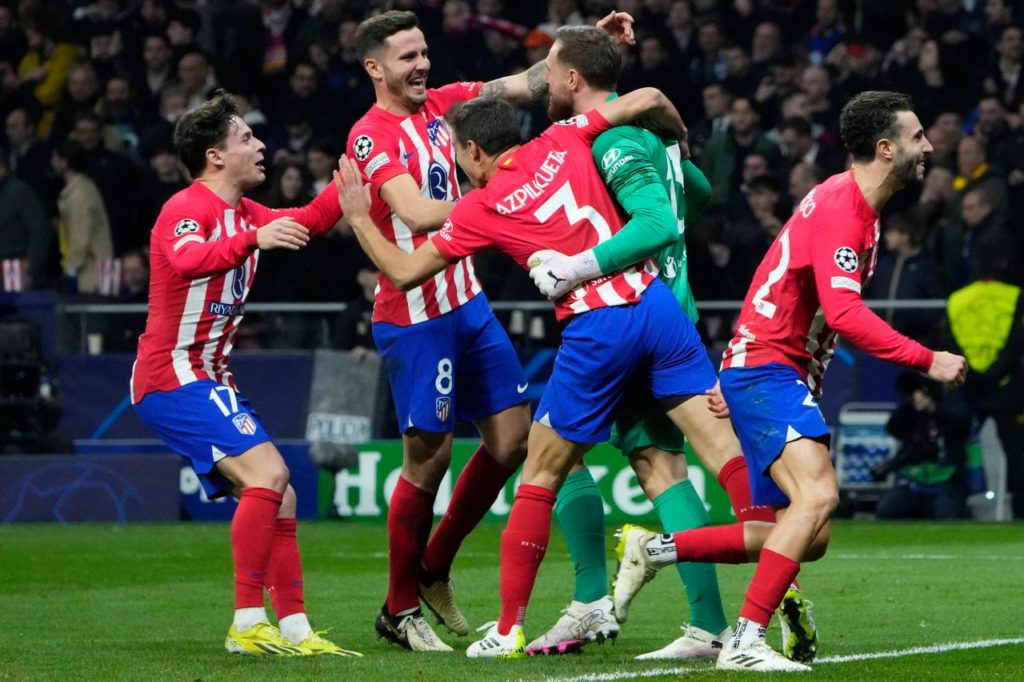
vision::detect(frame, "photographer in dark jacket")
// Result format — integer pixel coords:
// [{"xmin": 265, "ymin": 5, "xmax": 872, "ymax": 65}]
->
[{"xmin": 873, "ymin": 373, "xmax": 972, "ymax": 520}]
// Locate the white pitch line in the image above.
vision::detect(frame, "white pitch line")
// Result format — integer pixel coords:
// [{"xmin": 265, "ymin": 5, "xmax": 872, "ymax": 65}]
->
[
  {"xmin": 831, "ymin": 553, "xmax": 1024, "ymax": 561},
  {"xmin": 531, "ymin": 637, "xmax": 1024, "ymax": 682}
]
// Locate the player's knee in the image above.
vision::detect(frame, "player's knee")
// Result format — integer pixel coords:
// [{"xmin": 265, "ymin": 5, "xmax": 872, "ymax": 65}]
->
[
  {"xmin": 264, "ymin": 462, "xmax": 291, "ymax": 493},
  {"xmin": 804, "ymin": 523, "xmax": 832, "ymax": 562}
]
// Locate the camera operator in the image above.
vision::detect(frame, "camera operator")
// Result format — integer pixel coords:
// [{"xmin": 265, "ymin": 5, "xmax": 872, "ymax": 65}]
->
[{"xmin": 872, "ymin": 372, "xmax": 973, "ymax": 520}]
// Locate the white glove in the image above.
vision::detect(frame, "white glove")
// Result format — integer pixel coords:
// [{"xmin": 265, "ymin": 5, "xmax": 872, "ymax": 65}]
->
[{"xmin": 527, "ymin": 248, "xmax": 602, "ymax": 299}]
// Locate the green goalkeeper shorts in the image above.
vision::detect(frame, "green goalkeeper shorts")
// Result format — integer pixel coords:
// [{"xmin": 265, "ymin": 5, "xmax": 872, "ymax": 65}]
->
[{"xmin": 608, "ymin": 391, "xmax": 685, "ymax": 456}]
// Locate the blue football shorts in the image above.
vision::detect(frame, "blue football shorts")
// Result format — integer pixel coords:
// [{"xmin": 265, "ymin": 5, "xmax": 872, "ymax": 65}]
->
[
  {"xmin": 719, "ymin": 362, "xmax": 832, "ymax": 507},
  {"xmin": 372, "ymin": 293, "xmax": 528, "ymax": 433},
  {"xmin": 536, "ymin": 279, "xmax": 717, "ymax": 444},
  {"xmin": 134, "ymin": 380, "xmax": 271, "ymax": 498}
]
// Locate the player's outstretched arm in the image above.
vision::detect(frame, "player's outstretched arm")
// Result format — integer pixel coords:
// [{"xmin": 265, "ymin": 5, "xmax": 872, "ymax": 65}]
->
[
  {"xmin": 594, "ymin": 87, "xmax": 686, "ymax": 142},
  {"xmin": 336, "ymin": 156, "xmax": 449, "ymax": 290},
  {"xmin": 379, "ymin": 174, "xmax": 456, "ymax": 234},
  {"xmin": 478, "ymin": 12, "xmax": 635, "ymax": 103}
]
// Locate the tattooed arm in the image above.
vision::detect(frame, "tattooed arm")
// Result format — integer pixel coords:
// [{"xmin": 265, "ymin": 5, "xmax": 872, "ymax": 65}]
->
[
  {"xmin": 478, "ymin": 11, "xmax": 634, "ymax": 104},
  {"xmin": 479, "ymin": 60, "xmax": 548, "ymax": 104}
]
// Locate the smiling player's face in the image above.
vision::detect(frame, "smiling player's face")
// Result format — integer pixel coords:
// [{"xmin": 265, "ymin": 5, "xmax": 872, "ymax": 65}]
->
[
  {"xmin": 378, "ymin": 28, "xmax": 430, "ymax": 113},
  {"xmin": 891, "ymin": 110, "xmax": 932, "ymax": 185}
]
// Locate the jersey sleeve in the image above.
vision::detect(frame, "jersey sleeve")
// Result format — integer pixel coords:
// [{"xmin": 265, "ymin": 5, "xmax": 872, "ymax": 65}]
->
[
  {"xmin": 681, "ymin": 159, "xmax": 711, "ymax": 226},
  {"xmin": 430, "ymin": 195, "xmax": 492, "ymax": 262},
  {"xmin": 427, "ymin": 81, "xmax": 483, "ymax": 112},
  {"xmin": 547, "ymin": 109, "xmax": 613, "ymax": 148},
  {"xmin": 157, "ymin": 206, "xmax": 258, "ymax": 280},
  {"xmin": 347, "ymin": 124, "xmax": 407, "ymax": 192},
  {"xmin": 245, "ymin": 182, "xmax": 342, "ymax": 238},
  {"xmin": 809, "ymin": 210, "xmax": 934, "ymax": 372},
  {"xmin": 589, "ymin": 127, "xmax": 678, "ymax": 273}
]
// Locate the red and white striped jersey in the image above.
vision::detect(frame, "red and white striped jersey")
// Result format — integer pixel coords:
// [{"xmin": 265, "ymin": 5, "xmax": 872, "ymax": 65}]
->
[
  {"xmin": 130, "ymin": 181, "xmax": 341, "ymax": 403},
  {"xmin": 721, "ymin": 170, "xmax": 933, "ymax": 395},
  {"xmin": 346, "ymin": 82, "xmax": 483, "ymax": 326},
  {"xmin": 432, "ymin": 110, "xmax": 657, "ymax": 322}
]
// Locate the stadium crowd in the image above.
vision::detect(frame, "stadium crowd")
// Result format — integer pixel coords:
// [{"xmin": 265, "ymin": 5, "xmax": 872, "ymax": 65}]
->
[{"xmin": 0, "ymin": 0, "xmax": 1022, "ymax": 349}]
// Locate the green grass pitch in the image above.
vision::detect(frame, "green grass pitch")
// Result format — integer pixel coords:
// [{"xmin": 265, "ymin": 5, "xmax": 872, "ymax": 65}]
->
[{"xmin": 2, "ymin": 520, "xmax": 1021, "ymax": 680}]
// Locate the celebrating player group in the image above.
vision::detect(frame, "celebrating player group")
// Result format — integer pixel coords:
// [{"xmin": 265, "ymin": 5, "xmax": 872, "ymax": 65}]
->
[{"xmin": 131, "ymin": 5, "xmax": 967, "ymax": 673}]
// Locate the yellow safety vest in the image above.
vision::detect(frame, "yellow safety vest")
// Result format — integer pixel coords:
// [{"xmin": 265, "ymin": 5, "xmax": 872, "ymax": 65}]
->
[{"xmin": 948, "ymin": 280, "xmax": 1021, "ymax": 373}]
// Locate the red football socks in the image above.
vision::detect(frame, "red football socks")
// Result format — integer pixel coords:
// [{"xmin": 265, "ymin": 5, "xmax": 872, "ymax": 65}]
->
[
  {"xmin": 232, "ymin": 487, "xmax": 283, "ymax": 609},
  {"xmin": 673, "ymin": 521, "xmax": 750, "ymax": 564},
  {"xmin": 497, "ymin": 484, "xmax": 556, "ymax": 635},
  {"xmin": 739, "ymin": 548, "xmax": 801, "ymax": 627},
  {"xmin": 386, "ymin": 476, "xmax": 436, "ymax": 615},
  {"xmin": 421, "ymin": 445, "xmax": 516, "ymax": 580},
  {"xmin": 718, "ymin": 456, "xmax": 776, "ymax": 523},
  {"xmin": 266, "ymin": 518, "xmax": 305, "ymax": 619}
]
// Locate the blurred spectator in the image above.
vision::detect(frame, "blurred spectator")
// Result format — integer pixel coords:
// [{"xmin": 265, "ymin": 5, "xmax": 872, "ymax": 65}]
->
[
  {"xmin": 0, "ymin": 4, "xmax": 27, "ymax": 68},
  {"xmin": 138, "ymin": 146, "xmax": 188, "ymax": 229},
  {"xmin": 335, "ymin": 266, "xmax": 379, "ymax": 364},
  {"xmin": 778, "ymin": 116, "xmax": 844, "ymax": 177},
  {"xmin": 873, "ymin": 373, "xmax": 972, "ymax": 520},
  {"xmin": 49, "ymin": 61, "xmax": 101, "ymax": 146},
  {"xmin": 951, "ymin": 134, "xmax": 1009, "ymax": 218},
  {"xmin": 306, "ymin": 139, "xmax": 336, "ymax": 196},
  {"xmin": 688, "ymin": 20, "xmax": 726, "ymax": 92},
  {"xmin": 620, "ymin": 34, "xmax": 685, "ymax": 111},
  {"xmin": 119, "ymin": 249, "xmax": 149, "ymax": 303},
  {"xmin": 865, "ymin": 212, "xmax": 944, "ymax": 344},
  {"xmin": 690, "ymin": 82, "xmax": 730, "ymax": 161},
  {"xmin": 788, "ymin": 160, "xmax": 823, "ymax": 206},
  {"xmin": 720, "ymin": 44, "xmax": 756, "ymax": 99},
  {"xmin": 137, "ymin": 83, "xmax": 187, "ymax": 158},
  {"xmin": 0, "ymin": 151, "xmax": 52, "ymax": 289},
  {"xmin": 87, "ymin": 22, "xmax": 131, "ymax": 85},
  {"xmin": 702, "ymin": 94, "xmax": 779, "ymax": 208},
  {"xmin": 974, "ymin": 95, "xmax": 1011, "ymax": 162},
  {"xmin": 912, "ymin": 165, "xmax": 955, "ymax": 245},
  {"xmin": 10, "ymin": 4, "xmax": 77, "ymax": 141},
  {"xmin": 983, "ymin": 24, "xmax": 1024, "ymax": 110},
  {"xmin": 535, "ymin": 0, "xmax": 584, "ymax": 37},
  {"xmin": 798, "ymin": 64, "xmax": 840, "ymax": 137},
  {"xmin": 925, "ymin": 110, "xmax": 963, "ymax": 170},
  {"xmin": 947, "ymin": 241, "xmax": 1024, "ymax": 519},
  {"xmin": 276, "ymin": 61, "xmax": 332, "ymax": 137},
  {"xmin": 52, "ymin": 139, "xmax": 113, "ymax": 294},
  {"xmin": 749, "ymin": 20, "xmax": 781, "ymax": 81},
  {"xmin": 729, "ymin": 173, "xmax": 787, "ymax": 286},
  {"xmin": 5, "ymin": 107, "xmax": 53, "ymax": 203},
  {"xmin": 135, "ymin": 32, "xmax": 174, "ymax": 118},
  {"xmin": 177, "ymin": 48, "xmax": 217, "ymax": 109},
  {"xmin": 665, "ymin": 0, "xmax": 696, "ymax": 63},
  {"xmin": 943, "ymin": 186, "xmax": 1018, "ymax": 291},
  {"xmin": 71, "ymin": 111, "xmax": 140, "ymax": 254},
  {"xmin": 167, "ymin": 7, "xmax": 201, "ymax": 54},
  {"xmin": 806, "ymin": 0, "xmax": 846, "ymax": 66},
  {"xmin": 96, "ymin": 76, "xmax": 142, "ymax": 157}
]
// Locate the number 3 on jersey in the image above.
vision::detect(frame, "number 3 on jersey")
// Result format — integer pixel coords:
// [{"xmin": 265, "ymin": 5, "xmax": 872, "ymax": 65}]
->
[{"xmin": 751, "ymin": 227, "xmax": 791, "ymax": 319}]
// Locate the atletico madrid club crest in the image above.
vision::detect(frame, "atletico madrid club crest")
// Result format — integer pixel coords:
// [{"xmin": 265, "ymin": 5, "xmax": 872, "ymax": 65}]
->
[
  {"xmin": 435, "ymin": 397, "xmax": 451, "ymax": 422},
  {"xmin": 427, "ymin": 119, "xmax": 449, "ymax": 147},
  {"xmin": 232, "ymin": 413, "xmax": 258, "ymax": 435}
]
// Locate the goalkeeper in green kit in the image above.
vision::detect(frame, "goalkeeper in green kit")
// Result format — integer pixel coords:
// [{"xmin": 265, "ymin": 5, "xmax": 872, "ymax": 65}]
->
[{"xmin": 523, "ymin": 26, "xmax": 817, "ymax": 664}]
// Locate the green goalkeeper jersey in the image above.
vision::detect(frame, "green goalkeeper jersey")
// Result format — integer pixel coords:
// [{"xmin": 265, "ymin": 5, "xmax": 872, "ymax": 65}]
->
[{"xmin": 590, "ymin": 96, "xmax": 711, "ymax": 323}]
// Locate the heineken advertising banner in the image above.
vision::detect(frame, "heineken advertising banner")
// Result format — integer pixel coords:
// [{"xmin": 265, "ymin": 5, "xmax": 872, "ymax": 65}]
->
[{"xmin": 323, "ymin": 440, "xmax": 736, "ymax": 525}]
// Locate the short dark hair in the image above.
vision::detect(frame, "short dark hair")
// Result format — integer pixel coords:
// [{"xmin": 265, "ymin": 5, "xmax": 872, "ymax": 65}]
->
[
  {"xmin": 748, "ymin": 173, "xmax": 781, "ymax": 194},
  {"xmin": 840, "ymin": 91, "xmax": 913, "ymax": 162},
  {"xmin": 173, "ymin": 90, "xmax": 240, "ymax": 177},
  {"xmin": 56, "ymin": 139, "xmax": 89, "ymax": 173},
  {"xmin": 447, "ymin": 98, "xmax": 521, "ymax": 156},
  {"xmin": 781, "ymin": 116, "xmax": 812, "ymax": 138},
  {"xmin": 354, "ymin": 10, "xmax": 418, "ymax": 60},
  {"xmin": 553, "ymin": 26, "xmax": 621, "ymax": 91}
]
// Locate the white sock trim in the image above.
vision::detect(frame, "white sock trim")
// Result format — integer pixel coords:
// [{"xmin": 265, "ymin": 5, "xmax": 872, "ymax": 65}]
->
[
  {"xmin": 233, "ymin": 607, "xmax": 268, "ymax": 631},
  {"xmin": 279, "ymin": 612, "xmax": 313, "ymax": 644}
]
